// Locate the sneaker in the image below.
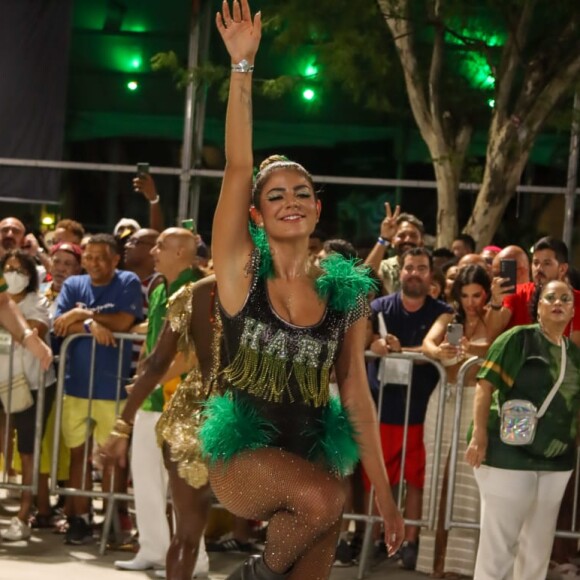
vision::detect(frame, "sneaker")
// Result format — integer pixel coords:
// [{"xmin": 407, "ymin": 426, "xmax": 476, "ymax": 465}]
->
[
  {"xmin": 399, "ymin": 540, "xmax": 418, "ymax": 570},
  {"xmin": 64, "ymin": 516, "xmax": 92, "ymax": 545},
  {"xmin": 206, "ymin": 535, "xmax": 261, "ymax": 553},
  {"xmin": 371, "ymin": 540, "xmax": 388, "ymax": 567},
  {"xmin": 333, "ymin": 538, "xmax": 353, "ymax": 567},
  {"xmin": 2, "ymin": 517, "xmax": 31, "ymax": 541},
  {"xmin": 350, "ymin": 533, "xmax": 363, "ymax": 562}
]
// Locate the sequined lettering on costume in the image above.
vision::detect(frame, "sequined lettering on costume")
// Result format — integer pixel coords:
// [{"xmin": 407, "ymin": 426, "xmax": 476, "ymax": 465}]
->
[
  {"xmin": 240, "ymin": 317, "xmax": 266, "ymax": 349},
  {"xmin": 293, "ymin": 337, "xmax": 328, "ymax": 407},
  {"xmin": 320, "ymin": 339, "xmax": 338, "ymax": 394},
  {"xmin": 249, "ymin": 329, "xmax": 290, "ymax": 402},
  {"xmin": 223, "ymin": 317, "xmax": 266, "ymax": 386}
]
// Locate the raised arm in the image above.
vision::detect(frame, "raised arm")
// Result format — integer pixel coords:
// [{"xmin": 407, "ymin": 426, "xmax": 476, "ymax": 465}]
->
[
  {"xmin": 364, "ymin": 202, "xmax": 400, "ymax": 276},
  {"xmin": 212, "ymin": 0, "xmax": 262, "ymax": 314}
]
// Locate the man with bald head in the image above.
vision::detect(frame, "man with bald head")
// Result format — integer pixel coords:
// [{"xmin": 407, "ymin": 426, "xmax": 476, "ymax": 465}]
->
[
  {"xmin": 115, "ymin": 226, "xmax": 207, "ymax": 574},
  {"xmin": 487, "ymin": 237, "xmax": 580, "ymax": 346},
  {"xmin": 458, "ymin": 253, "xmax": 488, "ymax": 270},
  {"xmin": 491, "ymin": 245, "xmax": 530, "ymax": 285},
  {"xmin": 0, "ymin": 216, "xmax": 51, "ymax": 270}
]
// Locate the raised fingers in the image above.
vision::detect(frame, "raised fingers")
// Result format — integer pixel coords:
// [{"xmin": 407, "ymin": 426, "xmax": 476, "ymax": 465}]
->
[
  {"xmin": 240, "ymin": 0, "xmax": 252, "ymax": 21},
  {"xmin": 222, "ymin": 0, "xmax": 232, "ymax": 23},
  {"xmin": 232, "ymin": 0, "xmax": 241, "ymax": 22}
]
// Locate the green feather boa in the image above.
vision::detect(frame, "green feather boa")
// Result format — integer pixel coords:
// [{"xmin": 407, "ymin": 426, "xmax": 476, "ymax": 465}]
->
[
  {"xmin": 200, "ymin": 393, "xmax": 360, "ymax": 477},
  {"xmin": 200, "ymin": 394, "xmax": 278, "ymax": 463},
  {"xmin": 248, "ymin": 222, "xmax": 376, "ymax": 312},
  {"xmin": 307, "ymin": 396, "xmax": 360, "ymax": 477}
]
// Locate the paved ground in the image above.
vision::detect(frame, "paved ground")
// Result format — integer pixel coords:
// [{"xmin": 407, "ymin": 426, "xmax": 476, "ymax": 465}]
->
[{"xmin": 0, "ymin": 499, "xmax": 428, "ymax": 580}]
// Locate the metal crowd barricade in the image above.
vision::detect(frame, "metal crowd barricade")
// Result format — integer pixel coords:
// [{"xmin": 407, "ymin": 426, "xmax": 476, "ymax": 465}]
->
[
  {"xmin": 0, "ymin": 338, "xmax": 47, "ymax": 499},
  {"xmin": 351, "ymin": 351, "xmax": 448, "ymax": 579},
  {"xmin": 444, "ymin": 356, "xmax": 482, "ymax": 533},
  {"xmin": 50, "ymin": 332, "xmax": 141, "ymax": 554},
  {"xmin": 445, "ymin": 356, "xmax": 580, "ymax": 540}
]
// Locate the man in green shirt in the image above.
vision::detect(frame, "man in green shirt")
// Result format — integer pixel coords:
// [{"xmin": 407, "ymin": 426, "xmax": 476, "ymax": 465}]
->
[{"xmin": 115, "ymin": 228, "xmax": 204, "ymax": 573}]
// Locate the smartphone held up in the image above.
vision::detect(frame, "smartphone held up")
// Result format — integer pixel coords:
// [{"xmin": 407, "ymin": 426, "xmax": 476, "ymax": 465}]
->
[
  {"xmin": 136, "ymin": 162, "xmax": 149, "ymax": 177},
  {"xmin": 447, "ymin": 323, "xmax": 464, "ymax": 346},
  {"xmin": 499, "ymin": 259, "xmax": 517, "ymax": 294}
]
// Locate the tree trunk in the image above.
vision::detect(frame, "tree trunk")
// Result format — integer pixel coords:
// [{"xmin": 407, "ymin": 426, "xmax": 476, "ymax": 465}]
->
[
  {"xmin": 464, "ymin": 122, "xmax": 531, "ymax": 248},
  {"xmin": 432, "ymin": 154, "xmax": 460, "ymax": 248}
]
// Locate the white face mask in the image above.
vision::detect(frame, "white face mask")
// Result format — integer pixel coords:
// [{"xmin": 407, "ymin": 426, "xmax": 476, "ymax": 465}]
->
[{"xmin": 4, "ymin": 271, "xmax": 30, "ymax": 294}]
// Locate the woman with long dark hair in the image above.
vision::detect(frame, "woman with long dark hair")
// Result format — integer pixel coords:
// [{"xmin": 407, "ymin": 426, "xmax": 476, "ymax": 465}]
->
[{"xmin": 419, "ymin": 265, "xmax": 492, "ymax": 577}]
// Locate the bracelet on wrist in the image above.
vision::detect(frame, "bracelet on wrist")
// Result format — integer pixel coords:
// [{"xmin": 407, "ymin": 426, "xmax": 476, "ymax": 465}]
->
[
  {"xmin": 489, "ymin": 302, "xmax": 503, "ymax": 311},
  {"xmin": 114, "ymin": 417, "xmax": 133, "ymax": 435},
  {"xmin": 20, "ymin": 328, "xmax": 34, "ymax": 344},
  {"xmin": 110, "ymin": 430, "xmax": 130, "ymax": 440},
  {"xmin": 231, "ymin": 59, "xmax": 254, "ymax": 73},
  {"xmin": 149, "ymin": 194, "xmax": 160, "ymax": 205},
  {"xmin": 377, "ymin": 236, "xmax": 390, "ymax": 247}
]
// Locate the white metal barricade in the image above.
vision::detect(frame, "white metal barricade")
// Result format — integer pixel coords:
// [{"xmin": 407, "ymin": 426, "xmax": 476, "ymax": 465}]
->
[
  {"xmin": 0, "ymin": 339, "xmax": 49, "ymax": 499},
  {"xmin": 353, "ymin": 351, "xmax": 448, "ymax": 579},
  {"xmin": 50, "ymin": 332, "xmax": 141, "ymax": 554}
]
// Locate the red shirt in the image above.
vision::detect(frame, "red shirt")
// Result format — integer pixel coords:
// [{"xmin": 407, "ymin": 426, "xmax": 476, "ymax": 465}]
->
[{"xmin": 503, "ymin": 282, "xmax": 580, "ymax": 336}]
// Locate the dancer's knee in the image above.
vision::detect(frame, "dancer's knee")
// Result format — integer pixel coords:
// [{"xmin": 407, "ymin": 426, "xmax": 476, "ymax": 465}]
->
[{"xmin": 300, "ymin": 481, "xmax": 345, "ymax": 527}]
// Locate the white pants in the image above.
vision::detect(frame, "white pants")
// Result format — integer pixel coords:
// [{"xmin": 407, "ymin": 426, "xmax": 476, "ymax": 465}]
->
[
  {"xmin": 131, "ymin": 410, "xmax": 170, "ymax": 565},
  {"xmin": 473, "ymin": 465, "xmax": 571, "ymax": 580}
]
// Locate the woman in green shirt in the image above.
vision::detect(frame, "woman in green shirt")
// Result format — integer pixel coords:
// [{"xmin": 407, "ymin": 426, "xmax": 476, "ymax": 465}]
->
[{"xmin": 466, "ymin": 280, "xmax": 580, "ymax": 579}]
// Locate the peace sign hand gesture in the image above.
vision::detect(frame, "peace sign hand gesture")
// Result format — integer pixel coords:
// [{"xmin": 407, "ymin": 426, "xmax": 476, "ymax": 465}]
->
[
  {"xmin": 380, "ymin": 202, "xmax": 401, "ymax": 241},
  {"xmin": 216, "ymin": 0, "xmax": 262, "ymax": 65}
]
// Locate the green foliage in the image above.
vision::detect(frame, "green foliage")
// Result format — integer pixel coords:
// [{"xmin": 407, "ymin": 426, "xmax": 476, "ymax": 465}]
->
[{"xmin": 151, "ymin": 51, "xmax": 228, "ymax": 90}]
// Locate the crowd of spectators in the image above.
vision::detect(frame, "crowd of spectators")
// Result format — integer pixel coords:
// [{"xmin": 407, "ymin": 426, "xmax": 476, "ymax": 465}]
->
[{"xmin": 0, "ymin": 182, "xmax": 579, "ymax": 579}]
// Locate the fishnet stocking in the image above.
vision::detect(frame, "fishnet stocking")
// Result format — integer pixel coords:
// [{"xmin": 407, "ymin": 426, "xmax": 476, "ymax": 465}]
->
[{"xmin": 209, "ymin": 448, "xmax": 345, "ymax": 577}]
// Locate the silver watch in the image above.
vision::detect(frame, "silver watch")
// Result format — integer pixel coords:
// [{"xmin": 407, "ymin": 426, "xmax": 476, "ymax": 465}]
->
[{"xmin": 231, "ymin": 59, "xmax": 254, "ymax": 73}]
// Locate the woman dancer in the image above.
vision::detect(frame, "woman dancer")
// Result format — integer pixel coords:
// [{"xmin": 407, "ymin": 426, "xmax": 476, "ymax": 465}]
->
[
  {"xmin": 103, "ymin": 275, "xmax": 218, "ymax": 579},
  {"xmin": 419, "ymin": 264, "xmax": 491, "ymax": 577},
  {"xmin": 466, "ymin": 280, "xmax": 580, "ymax": 579},
  {"xmin": 199, "ymin": 2, "xmax": 404, "ymax": 579}
]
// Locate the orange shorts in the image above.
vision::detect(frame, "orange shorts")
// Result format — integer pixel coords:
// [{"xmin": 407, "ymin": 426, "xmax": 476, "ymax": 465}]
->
[{"xmin": 363, "ymin": 423, "xmax": 425, "ymax": 490}]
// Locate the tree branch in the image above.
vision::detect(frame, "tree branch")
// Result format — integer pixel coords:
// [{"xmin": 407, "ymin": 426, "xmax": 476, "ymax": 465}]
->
[
  {"xmin": 523, "ymin": 51, "xmax": 580, "ymax": 141},
  {"xmin": 494, "ymin": 0, "xmax": 536, "ymax": 126},
  {"xmin": 377, "ymin": 0, "xmax": 434, "ymax": 143},
  {"xmin": 428, "ymin": 0, "xmax": 445, "ymax": 139}
]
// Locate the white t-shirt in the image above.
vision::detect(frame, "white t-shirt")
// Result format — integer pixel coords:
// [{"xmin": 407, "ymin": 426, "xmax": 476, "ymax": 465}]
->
[{"xmin": 14, "ymin": 292, "xmax": 55, "ymax": 390}]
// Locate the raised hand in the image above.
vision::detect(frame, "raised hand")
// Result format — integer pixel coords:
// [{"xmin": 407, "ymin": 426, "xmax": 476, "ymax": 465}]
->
[
  {"xmin": 380, "ymin": 202, "xmax": 401, "ymax": 241},
  {"xmin": 216, "ymin": 0, "xmax": 262, "ymax": 64}
]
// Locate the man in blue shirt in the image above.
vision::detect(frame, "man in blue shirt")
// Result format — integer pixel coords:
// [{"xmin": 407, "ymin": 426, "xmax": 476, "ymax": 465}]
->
[
  {"xmin": 54, "ymin": 233, "xmax": 142, "ymax": 544},
  {"xmin": 367, "ymin": 247, "xmax": 452, "ymax": 569}
]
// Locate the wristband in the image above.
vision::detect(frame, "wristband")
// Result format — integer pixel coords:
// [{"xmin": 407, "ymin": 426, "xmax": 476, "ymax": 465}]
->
[
  {"xmin": 149, "ymin": 194, "xmax": 160, "ymax": 205},
  {"xmin": 20, "ymin": 328, "xmax": 34, "ymax": 344},
  {"xmin": 489, "ymin": 302, "xmax": 503, "ymax": 311},
  {"xmin": 377, "ymin": 237, "xmax": 390, "ymax": 247},
  {"xmin": 83, "ymin": 318, "xmax": 94, "ymax": 333}
]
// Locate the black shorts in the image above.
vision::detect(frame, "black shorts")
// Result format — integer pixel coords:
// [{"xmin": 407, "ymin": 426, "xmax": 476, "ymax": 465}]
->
[{"xmin": 12, "ymin": 383, "xmax": 56, "ymax": 455}]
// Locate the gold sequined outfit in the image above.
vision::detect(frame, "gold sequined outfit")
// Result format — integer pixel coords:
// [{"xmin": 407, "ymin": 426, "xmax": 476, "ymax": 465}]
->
[{"xmin": 154, "ymin": 282, "xmax": 221, "ymax": 488}]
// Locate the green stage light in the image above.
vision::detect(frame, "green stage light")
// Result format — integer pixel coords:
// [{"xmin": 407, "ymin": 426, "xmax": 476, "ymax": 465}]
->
[
  {"xmin": 487, "ymin": 98, "xmax": 495, "ymax": 108},
  {"xmin": 127, "ymin": 81, "xmax": 139, "ymax": 91},
  {"xmin": 304, "ymin": 63, "xmax": 318, "ymax": 77},
  {"xmin": 302, "ymin": 88, "xmax": 315, "ymax": 101},
  {"xmin": 131, "ymin": 57, "xmax": 142, "ymax": 69}
]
